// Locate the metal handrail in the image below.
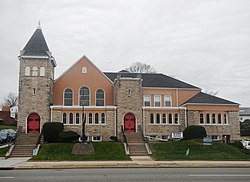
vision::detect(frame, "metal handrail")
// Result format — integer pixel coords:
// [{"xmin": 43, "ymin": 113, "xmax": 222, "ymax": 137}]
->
[
  {"xmin": 121, "ymin": 126, "xmax": 129, "ymax": 155},
  {"xmin": 140, "ymin": 126, "xmax": 152, "ymax": 154}
]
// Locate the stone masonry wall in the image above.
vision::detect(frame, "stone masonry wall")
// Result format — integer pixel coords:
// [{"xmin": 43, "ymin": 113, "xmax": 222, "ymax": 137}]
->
[
  {"xmin": 187, "ymin": 110, "xmax": 241, "ymax": 141},
  {"xmin": 143, "ymin": 110, "xmax": 186, "ymax": 138},
  {"xmin": 52, "ymin": 109, "xmax": 116, "ymax": 141},
  {"xmin": 18, "ymin": 58, "xmax": 54, "ymax": 132},
  {"xmin": 114, "ymin": 77, "xmax": 143, "ymax": 138}
]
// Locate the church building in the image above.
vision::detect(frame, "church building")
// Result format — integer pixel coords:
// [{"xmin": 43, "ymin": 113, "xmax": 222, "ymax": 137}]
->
[{"xmin": 18, "ymin": 26, "xmax": 241, "ymax": 143}]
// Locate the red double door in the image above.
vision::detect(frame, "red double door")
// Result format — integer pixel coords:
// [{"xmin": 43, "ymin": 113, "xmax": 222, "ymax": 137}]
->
[
  {"xmin": 27, "ymin": 113, "xmax": 40, "ymax": 134},
  {"xmin": 124, "ymin": 113, "xmax": 136, "ymax": 132}
]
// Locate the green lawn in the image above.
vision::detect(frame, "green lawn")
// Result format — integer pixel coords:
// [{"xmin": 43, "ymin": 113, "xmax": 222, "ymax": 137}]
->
[
  {"xmin": 0, "ymin": 147, "xmax": 9, "ymax": 157},
  {"xmin": 151, "ymin": 140, "xmax": 250, "ymax": 161},
  {"xmin": 0, "ymin": 125, "xmax": 17, "ymax": 130},
  {"xmin": 32, "ymin": 142, "xmax": 130, "ymax": 161}
]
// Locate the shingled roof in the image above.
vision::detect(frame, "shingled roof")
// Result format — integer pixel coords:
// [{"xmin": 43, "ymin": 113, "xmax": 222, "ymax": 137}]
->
[
  {"xmin": 22, "ymin": 27, "xmax": 50, "ymax": 56},
  {"xmin": 183, "ymin": 92, "xmax": 239, "ymax": 105},
  {"xmin": 104, "ymin": 72, "xmax": 200, "ymax": 89}
]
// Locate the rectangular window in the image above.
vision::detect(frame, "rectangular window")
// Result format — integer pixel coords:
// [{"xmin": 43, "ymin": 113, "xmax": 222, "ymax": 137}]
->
[
  {"xmin": 144, "ymin": 95, "xmax": 151, "ymax": 107},
  {"xmin": 212, "ymin": 135, "xmax": 220, "ymax": 141},
  {"xmin": 164, "ymin": 95, "xmax": 171, "ymax": 107},
  {"xmin": 148, "ymin": 135, "xmax": 157, "ymax": 141},
  {"xmin": 92, "ymin": 136, "xmax": 102, "ymax": 142},
  {"xmin": 154, "ymin": 95, "xmax": 161, "ymax": 107},
  {"xmin": 224, "ymin": 114, "xmax": 228, "ymax": 124}
]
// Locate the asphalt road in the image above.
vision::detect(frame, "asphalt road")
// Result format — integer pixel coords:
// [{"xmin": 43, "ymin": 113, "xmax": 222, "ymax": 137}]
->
[{"xmin": 0, "ymin": 168, "xmax": 250, "ymax": 182}]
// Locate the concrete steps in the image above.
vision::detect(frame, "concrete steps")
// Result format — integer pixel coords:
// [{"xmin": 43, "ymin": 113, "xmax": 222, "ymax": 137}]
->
[
  {"xmin": 126, "ymin": 132, "xmax": 148, "ymax": 156},
  {"xmin": 9, "ymin": 133, "xmax": 39, "ymax": 158}
]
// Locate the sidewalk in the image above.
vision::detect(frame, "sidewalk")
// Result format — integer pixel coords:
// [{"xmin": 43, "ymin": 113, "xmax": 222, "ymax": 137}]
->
[{"xmin": 0, "ymin": 156, "xmax": 249, "ymax": 169}]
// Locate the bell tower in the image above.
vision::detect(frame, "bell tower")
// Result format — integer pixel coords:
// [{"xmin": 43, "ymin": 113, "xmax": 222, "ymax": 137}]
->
[{"xmin": 18, "ymin": 24, "xmax": 56, "ymax": 134}]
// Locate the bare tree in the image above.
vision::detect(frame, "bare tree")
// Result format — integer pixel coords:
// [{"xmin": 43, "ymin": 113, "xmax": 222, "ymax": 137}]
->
[
  {"xmin": 204, "ymin": 90, "xmax": 219, "ymax": 96},
  {"xmin": 2, "ymin": 92, "xmax": 18, "ymax": 107},
  {"xmin": 125, "ymin": 62, "xmax": 156, "ymax": 73}
]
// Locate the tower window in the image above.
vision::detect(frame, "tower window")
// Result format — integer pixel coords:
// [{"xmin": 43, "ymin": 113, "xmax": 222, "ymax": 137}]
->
[
  {"xmin": 32, "ymin": 67, "xmax": 38, "ymax": 76},
  {"xmin": 33, "ymin": 88, "xmax": 36, "ymax": 95},
  {"xmin": 128, "ymin": 89, "xmax": 132, "ymax": 96},
  {"xmin": 40, "ymin": 67, "xmax": 45, "ymax": 76},
  {"xmin": 25, "ymin": 67, "xmax": 30, "ymax": 76}
]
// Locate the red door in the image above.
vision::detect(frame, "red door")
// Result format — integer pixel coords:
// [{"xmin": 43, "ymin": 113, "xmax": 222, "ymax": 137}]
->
[
  {"xmin": 27, "ymin": 113, "xmax": 40, "ymax": 134},
  {"xmin": 124, "ymin": 113, "xmax": 136, "ymax": 132}
]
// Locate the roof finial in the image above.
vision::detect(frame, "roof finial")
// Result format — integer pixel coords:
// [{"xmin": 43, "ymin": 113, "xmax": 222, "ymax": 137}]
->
[{"xmin": 38, "ymin": 20, "xmax": 41, "ymax": 29}]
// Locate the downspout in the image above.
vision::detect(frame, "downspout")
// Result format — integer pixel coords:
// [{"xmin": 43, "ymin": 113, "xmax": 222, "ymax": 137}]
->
[
  {"xmin": 50, "ymin": 106, "xmax": 53, "ymax": 122},
  {"xmin": 184, "ymin": 107, "xmax": 188, "ymax": 128},
  {"xmin": 176, "ymin": 89, "xmax": 179, "ymax": 106},
  {"xmin": 114, "ymin": 107, "xmax": 117, "ymax": 137}
]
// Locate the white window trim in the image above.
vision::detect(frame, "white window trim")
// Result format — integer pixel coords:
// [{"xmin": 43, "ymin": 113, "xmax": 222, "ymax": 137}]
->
[
  {"xmin": 82, "ymin": 67, "xmax": 87, "ymax": 74},
  {"xmin": 92, "ymin": 136, "xmax": 102, "ymax": 142},
  {"xmin": 144, "ymin": 95, "xmax": 151, "ymax": 107},
  {"xmin": 25, "ymin": 67, "xmax": 30, "ymax": 76},
  {"xmin": 164, "ymin": 95, "xmax": 172, "ymax": 107},
  {"xmin": 154, "ymin": 95, "xmax": 161, "ymax": 107},
  {"xmin": 79, "ymin": 86, "xmax": 91, "ymax": 106},
  {"xmin": 63, "ymin": 88, "xmax": 74, "ymax": 106},
  {"xmin": 95, "ymin": 88, "xmax": 105, "ymax": 106},
  {"xmin": 40, "ymin": 67, "xmax": 45, "ymax": 77}
]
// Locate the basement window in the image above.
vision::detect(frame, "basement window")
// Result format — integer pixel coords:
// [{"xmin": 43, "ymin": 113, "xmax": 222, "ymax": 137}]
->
[{"xmin": 92, "ymin": 136, "xmax": 102, "ymax": 142}]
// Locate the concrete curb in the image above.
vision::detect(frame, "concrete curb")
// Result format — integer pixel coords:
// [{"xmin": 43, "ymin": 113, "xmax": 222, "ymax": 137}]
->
[{"xmin": 13, "ymin": 160, "xmax": 250, "ymax": 169}]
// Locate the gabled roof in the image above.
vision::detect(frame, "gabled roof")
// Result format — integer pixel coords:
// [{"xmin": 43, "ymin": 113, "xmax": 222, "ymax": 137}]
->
[
  {"xmin": 104, "ymin": 72, "xmax": 200, "ymax": 89},
  {"xmin": 22, "ymin": 27, "xmax": 50, "ymax": 56},
  {"xmin": 183, "ymin": 92, "xmax": 239, "ymax": 105}
]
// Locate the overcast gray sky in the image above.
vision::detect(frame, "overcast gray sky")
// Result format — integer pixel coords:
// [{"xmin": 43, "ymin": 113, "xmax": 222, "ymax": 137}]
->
[{"xmin": 0, "ymin": 0, "xmax": 249, "ymax": 106}]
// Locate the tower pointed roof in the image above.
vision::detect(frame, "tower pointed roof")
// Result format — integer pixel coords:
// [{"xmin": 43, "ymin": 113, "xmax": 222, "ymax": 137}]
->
[{"xmin": 22, "ymin": 26, "xmax": 50, "ymax": 57}]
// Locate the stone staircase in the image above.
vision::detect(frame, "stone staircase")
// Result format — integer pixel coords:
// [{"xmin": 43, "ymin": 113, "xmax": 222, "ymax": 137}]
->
[
  {"xmin": 126, "ymin": 132, "xmax": 148, "ymax": 156},
  {"xmin": 9, "ymin": 133, "xmax": 39, "ymax": 157}
]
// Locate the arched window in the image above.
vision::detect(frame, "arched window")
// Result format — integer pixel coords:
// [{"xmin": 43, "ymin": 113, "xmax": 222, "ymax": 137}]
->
[
  {"xmin": 69, "ymin": 113, "xmax": 73, "ymax": 124},
  {"xmin": 82, "ymin": 67, "xmax": 87, "ymax": 74},
  {"xmin": 101, "ymin": 113, "xmax": 105, "ymax": 124},
  {"xmin": 40, "ymin": 67, "xmax": 45, "ymax": 76},
  {"xmin": 96, "ymin": 89, "xmax": 104, "ymax": 106},
  {"xmin": 64, "ymin": 89, "xmax": 73, "ymax": 106},
  {"xmin": 224, "ymin": 114, "xmax": 228, "ymax": 124},
  {"xmin": 150, "ymin": 113, "xmax": 154, "ymax": 124},
  {"xmin": 218, "ymin": 114, "xmax": 222, "ymax": 124},
  {"xmin": 89, "ymin": 113, "xmax": 92, "ymax": 124},
  {"xmin": 76, "ymin": 113, "xmax": 80, "ymax": 124},
  {"xmin": 32, "ymin": 67, "xmax": 38, "ymax": 76},
  {"xmin": 79, "ymin": 87, "xmax": 90, "ymax": 106},
  {"xmin": 168, "ymin": 113, "xmax": 172, "ymax": 124},
  {"xmin": 174, "ymin": 113, "xmax": 179, "ymax": 124},
  {"xmin": 200, "ymin": 113, "xmax": 204, "ymax": 124},
  {"xmin": 206, "ymin": 113, "xmax": 210, "ymax": 124},
  {"xmin": 62, "ymin": 113, "xmax": 67, "ymax": 124},
  {"xmin": 25, "ymin": 67, "xmax": 30, "ymax": 76},
  {"xmin": 162, "ymin": 113, "xmax": 166, "ymax": 124},
  {"xmin": 212, "ymin": 113, "xmax": 216, "ymax": 124},
  {"xmin": 156, "ymin": 113, "xmax": 160, "ymax": 124},
  {"xmin": 95, "ymin": 113, "xmax": 99, "ymax": 124}
]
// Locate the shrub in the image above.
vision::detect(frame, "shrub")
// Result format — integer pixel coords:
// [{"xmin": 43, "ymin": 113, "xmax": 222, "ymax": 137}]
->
[
  {"xmin": 58, "ymin": 131, "xmax": 80, "ymax": 142},
  {"xmin": 42, "ymin": 122, "xmax": 64, "ymax": 143},
  {"xmin": 110, "ymin": 136, "xmax": 118, "ymax": 142},
  {"xmin": 183, "ymin": 125, "xmax": 207, "ymax": 140},
  {"xmin": 230, "ymin": 140, "xmax": 244, "ymax": 149}
]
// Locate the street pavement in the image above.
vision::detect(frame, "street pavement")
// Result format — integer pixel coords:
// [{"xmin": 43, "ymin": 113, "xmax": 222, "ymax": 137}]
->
[{"xmin": 1, "ymin": 156, "xmax": 250, "ymax": 169}]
